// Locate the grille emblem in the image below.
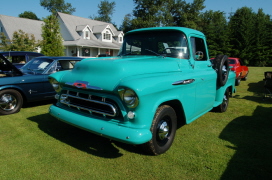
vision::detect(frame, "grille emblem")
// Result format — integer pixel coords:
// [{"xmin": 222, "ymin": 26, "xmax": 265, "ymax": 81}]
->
[
  {"xmin": 65, "ymin": 80, "xmax": 103, "ymax": 90},
  {"xmin": 73, "ymin": 82, "xmax": 87, "ymax": 89}
]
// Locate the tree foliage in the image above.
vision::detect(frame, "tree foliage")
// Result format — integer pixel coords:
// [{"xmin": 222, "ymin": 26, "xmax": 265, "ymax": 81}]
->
[
  {"xmin": 90, "ymin": 0, "xmax": 116, "ymax": 24},
  {"xmin": 19, "ymin": 11, "xmax": 40, "ymax": 20},
  {"xmin": 40, "ymin": 14, "xmax": 64, "ymax": 56},
  {"xmin": 40, "ymin": 0, "xmax": 75, "ymax": 15},
  {"xmin": 0, "ymin": 32, "xmax": 11, "ymax": 51},
  {"xmin": 199, "ymin": 10, "xmax": 230, "ymax": 57},
  {"xmin": 0, "ymin": 30, "xmax": 39, "ymax": 52}
]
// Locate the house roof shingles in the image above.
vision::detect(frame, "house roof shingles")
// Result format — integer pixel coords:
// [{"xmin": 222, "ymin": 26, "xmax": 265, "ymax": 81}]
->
[
  {"xmin": 0, "ymin": 14, "xmax": 43, "ymax": 40},
  {"xmin": 57, "ymin": 12, "xmax": 122, "ymax": 49},
  {"xmin": 0, "ymin": 13, "xmax": 122, "ymax": 50}
]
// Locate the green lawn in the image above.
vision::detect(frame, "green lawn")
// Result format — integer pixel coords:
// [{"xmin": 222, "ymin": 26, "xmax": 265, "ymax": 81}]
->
[{"xmin": 1, "ymin": 67, "xmax": 271, "ymax": 180}]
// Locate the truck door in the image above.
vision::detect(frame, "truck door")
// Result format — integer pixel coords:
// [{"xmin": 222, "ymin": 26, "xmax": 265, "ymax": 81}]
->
[{"xmin": 189, "ymin": 36, "xmax": 217, "ymax": 119}]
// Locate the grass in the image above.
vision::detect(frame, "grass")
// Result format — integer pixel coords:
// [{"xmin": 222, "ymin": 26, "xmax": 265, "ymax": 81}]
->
[{"xmin": 1, "ymin": 67, "xmax": 272, "ymax": 180}]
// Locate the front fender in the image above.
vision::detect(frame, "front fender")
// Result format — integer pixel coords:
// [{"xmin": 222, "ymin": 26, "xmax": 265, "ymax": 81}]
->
[{"xmin": 118, "ymin": 72, "xmax": 196, "ymax": 128}]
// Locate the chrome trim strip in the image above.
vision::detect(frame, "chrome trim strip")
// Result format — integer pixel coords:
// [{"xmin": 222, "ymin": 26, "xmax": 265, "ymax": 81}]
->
[
  {"xmin": 172, "ymin": 79, "xmax": 195, "ymax": 85},
  {"xmin": 60, "ymin": 94, "xmax": 117, "ymax": 117}
]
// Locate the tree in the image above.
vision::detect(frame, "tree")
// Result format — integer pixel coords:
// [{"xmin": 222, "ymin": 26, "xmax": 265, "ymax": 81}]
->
[
  {"xmin": 120, "ymin": 0, "xmax": 206, "ymax": 31},
  {"xmin": 199, "ymin": 10, "xmax": 230, "ymax": 57},
  {"xmin": 120, "ymin": 14, "xmax": 133, "ymax": 32},
  {"xmin": 253, "ymin": 9, "xmax": 272, "ymax": 66},
  {"xmin": 0, "ymin": 33, "xmax": 11, "ymax": 51},
  {"xmin": 228, "ymin": 7, "xmax": 256, "ymax": 65},
  {"xmin": 0, "ymin": 30, "xmax": 39, "ymax": 52},
  {"xmin": 40, "ymin": 0, "xmax": 75, "ymax": 15},
  {"xmin": 40, "ymin": 14, "xmax": 64, "ymax": 56},
  {"xmin": 19, "ymin": 11, "xmax": 40, "ymax": 20},
  {"xmin": 90, "ymin": 0, "xmax": 116, "ymax": 24},
  {"xmin": 171, "ymin": 0, "xmax": 205, "ymax": 29}
]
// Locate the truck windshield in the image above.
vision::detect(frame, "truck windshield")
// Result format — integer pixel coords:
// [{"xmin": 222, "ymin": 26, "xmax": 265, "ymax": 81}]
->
[{"xmin": 118, "ymin": 30, "xmax": 189, "ymax": 59}]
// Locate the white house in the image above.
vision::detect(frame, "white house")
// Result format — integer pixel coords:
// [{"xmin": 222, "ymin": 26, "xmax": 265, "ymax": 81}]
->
[{"xmin": 0, "ymin": 12, "xmax": 124, "ymax": 57}]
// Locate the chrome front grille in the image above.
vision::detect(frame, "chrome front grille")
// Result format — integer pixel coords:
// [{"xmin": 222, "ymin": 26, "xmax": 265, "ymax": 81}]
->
[{"xmin": 60, "ymin": 90, "xmax": 118, "ymax": 117}]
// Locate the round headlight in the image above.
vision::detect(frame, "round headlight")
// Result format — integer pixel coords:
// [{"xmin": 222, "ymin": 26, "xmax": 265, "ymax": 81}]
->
[
  {"xmin": 50, "ymin": 78, "xmax": 61, "ymax": 92},
  {"xmin": 122, "ymin": 89, "xmax": 139, "ymax": 108},
  {"xmin": 124, "ymin": 89, "xmax": 136, "ymax": 105}
]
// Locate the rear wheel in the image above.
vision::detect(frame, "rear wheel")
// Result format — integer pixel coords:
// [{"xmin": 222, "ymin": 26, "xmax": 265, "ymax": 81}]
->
[
  {"xmin": 214, "ymin": 88, "xmax": 229, "ymax": 113},
  {"xmin": 235, "ymin": 77, "xmax": 241, "ymax": 86},
  {"xmin": 0, "ymin": 89, "xmax": 23, "ymax": 115},
  {"xmin": 141, "ymin": 105, "xmax": 177, "ymax": 155},
  {"xmin": 242, "ymin": 72, "xmax": 248, "ymax": 81}
]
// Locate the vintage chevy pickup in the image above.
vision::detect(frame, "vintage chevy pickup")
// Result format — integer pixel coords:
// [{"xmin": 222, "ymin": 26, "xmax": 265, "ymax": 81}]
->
[{"xmin": 48, "ymin": 27, "xmax": 236, "ymax": 155}]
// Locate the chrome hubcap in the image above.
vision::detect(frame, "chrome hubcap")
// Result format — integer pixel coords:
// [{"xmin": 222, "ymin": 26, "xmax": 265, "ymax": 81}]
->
[
  {"xmin": 222, "ymin": 94, "xmax": 228, "ymax": 108},
  {"xmin": 0, "ymin": 94, "xmax": 17, "ymax": 111},
  {"xmin": 222, "ymin": 65, "xmax": 227, "ymax": 80},
  {"xmin": 158, "ymin": 121, "xmax": 169, "ymax": 140}
]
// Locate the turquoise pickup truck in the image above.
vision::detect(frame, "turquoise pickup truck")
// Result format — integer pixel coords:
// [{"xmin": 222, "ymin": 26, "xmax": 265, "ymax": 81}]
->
[{"xmin": 48, "ymin": 27, "xmax": 236, "ymax": 155}]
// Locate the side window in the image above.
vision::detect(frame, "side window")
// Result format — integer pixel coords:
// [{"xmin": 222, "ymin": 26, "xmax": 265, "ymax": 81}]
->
[{"xmin": 190, "ymin": 37, "xmax": 208, "ymax": 60}]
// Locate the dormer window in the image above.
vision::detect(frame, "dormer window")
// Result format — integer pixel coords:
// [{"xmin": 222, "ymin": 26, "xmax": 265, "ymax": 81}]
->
[
  {"xmin": 84, "ymin": 29, "xmax": 90, "ymax": 40},
  {"xmin": 103, "ymin": 31, "xmax": 111, "ymax": 40},
  {"xmin": 119, "ymin": 37, "xmax": 123, "ymax": 43}
]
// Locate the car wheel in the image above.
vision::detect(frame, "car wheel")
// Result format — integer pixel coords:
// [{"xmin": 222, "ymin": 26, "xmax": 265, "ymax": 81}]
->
[
  {"xmin": 213, "ymin": 55, "xmax": 229, "ymax": 86},
  {"xmin": 214, "ymin": 88, "xmax": 229, "ymax": 113},
  {"xmin": 242, "ymin": 73, "xmax": 248, "ymax": 81},
  {"xmin": 235, "ymin": 77, "xmax": 241, "ymax": 86},
  {"xmin": 141, "ymin": 105, "xmax": 177, "ymax": 155},
  {"xmin": 0, "ymin": 89, "xmax": 23, "ymax": 115}
]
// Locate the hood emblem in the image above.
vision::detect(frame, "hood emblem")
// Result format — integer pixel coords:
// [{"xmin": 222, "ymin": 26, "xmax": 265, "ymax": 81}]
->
[{"xmin": 65, "ymin": 81, "xmax": 103, "ymax": 90}]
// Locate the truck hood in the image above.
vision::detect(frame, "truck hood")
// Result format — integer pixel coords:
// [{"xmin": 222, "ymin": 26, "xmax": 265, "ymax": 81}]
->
[{"xmin": 60, "ymin": 56, "xmax": 181, "ymax": 91}]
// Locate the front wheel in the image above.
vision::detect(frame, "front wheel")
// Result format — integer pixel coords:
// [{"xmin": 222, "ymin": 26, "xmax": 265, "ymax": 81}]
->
[
  {"xmin": 141, "ymin": 105, "xmax": 177, "ymax": 155},
  {"xmin": 0, "ymin": 89, "xmax": 23, "ymax": 115}
]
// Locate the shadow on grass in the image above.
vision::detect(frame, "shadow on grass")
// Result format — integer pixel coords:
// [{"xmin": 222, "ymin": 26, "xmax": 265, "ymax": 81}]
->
[
  {"xmin": 22, "ymin": 99, "xmax": 56, "ymax": 108},
  {"xmin": 219, "ymin": 106, "xmax": 272, "ymax": 179},
  {"xmin": 27, "ymin": 113, "xmax": 144, "ymax": 158},
  {"xmin": 240, "ymin": 81, "xmax": 272, "ymax": 104}
]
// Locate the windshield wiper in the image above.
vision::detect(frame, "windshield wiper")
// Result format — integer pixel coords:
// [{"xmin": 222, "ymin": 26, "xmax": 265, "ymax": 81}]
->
[{"xmin": 145, "ymin": 49, "xmax": 165, "ymax": 57}]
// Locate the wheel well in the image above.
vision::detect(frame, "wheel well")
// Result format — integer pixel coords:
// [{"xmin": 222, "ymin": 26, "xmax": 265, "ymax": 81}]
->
[
  {"xmin": 1, "ymin": 88, "xmax": 27, "ymax": 105},
  {"xmin": 161, "ymin": 100, "xmax": 186, "ymax": 128},
  {"xmin": 227, "ymin": 86, "xmax": 234, "ymax": 97}
]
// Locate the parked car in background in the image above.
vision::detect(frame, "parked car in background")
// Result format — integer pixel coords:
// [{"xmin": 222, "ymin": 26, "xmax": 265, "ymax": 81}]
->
[
  {"xmin": 228, "ymin": 57, "xmax": 249, "ymax": 85},
  {"xmin": 211, "ymin": 57, "xmax": 249, "ymax": 86},
  {"xmin": 0, "ymin": 55, "xmax": 83, "ymax": 115},
  {"xmin": 0, "ymin": 51, "xmax": 44, "ymax": 68}
]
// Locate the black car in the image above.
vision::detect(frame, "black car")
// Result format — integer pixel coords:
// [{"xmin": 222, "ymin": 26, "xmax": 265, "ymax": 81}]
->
[{"xmin": 0, "ymin": 55, "xmax": 83, "ymax": 115}]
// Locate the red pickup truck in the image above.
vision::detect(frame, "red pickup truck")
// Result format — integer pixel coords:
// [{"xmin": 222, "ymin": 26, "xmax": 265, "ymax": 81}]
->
[{"xmin": 228, "ymin": 57, "xmax": 249, "ymax": 86}]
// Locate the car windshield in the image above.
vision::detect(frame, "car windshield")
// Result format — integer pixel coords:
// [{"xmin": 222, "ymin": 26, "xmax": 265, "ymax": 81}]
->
[
  {"xmin": 118, "ymin": 30, "xmax": 189, "ymax": 59},
  {"xmin": 228, "ymin": 59, "xmax": 235, "ymax": 64},
  {"xmin": 21, "ymin": 58, "xmax": 53, "ymax": 74}
]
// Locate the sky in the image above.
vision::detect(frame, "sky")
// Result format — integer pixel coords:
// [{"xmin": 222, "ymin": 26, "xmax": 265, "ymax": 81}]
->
[{"xmin": 0, "ymin": 0, "xmax": 271, "ymax": 27}]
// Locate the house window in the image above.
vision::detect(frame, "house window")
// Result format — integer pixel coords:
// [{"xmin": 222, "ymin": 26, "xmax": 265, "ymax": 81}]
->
[
  {"xmin": 84, "ymin": 30, "xmax": 90, "ymax": 40},
  {"xmin": 103, "ymin": 31, "xmax": 111, "ymax": 40},
  {"xmin": 119, "ymin": 37, "xmax": 123, "ymax": 42}
]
